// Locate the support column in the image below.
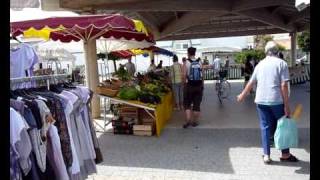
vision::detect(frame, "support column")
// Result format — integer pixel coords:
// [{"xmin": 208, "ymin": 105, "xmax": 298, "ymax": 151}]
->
[
  {"xmin": 84, "ymin": 39, "xmax": 100, "ymax": 118},
  {"xmin": 290, "ymin": 32, "xmax": 297, "ymax": 67},
  {"xmin": 149, "ymin": 51, "xmax": 155, "ymax": 62}
]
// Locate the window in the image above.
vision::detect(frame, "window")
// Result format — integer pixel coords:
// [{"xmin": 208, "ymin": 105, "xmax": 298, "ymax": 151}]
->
[
  {"xmin": 182, "ymin": 43, "xmax": 189, "ymax": 49},
  {"xmin": 175, "ymin": 44, "xmax": 182, "ymax": 50}
]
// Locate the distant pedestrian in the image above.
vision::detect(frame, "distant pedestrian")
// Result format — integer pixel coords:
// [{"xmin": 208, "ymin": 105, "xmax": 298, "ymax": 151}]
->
[
  {"xmin": 169, "ymin": 55, "xmax": 184, "ymax": 110},
  {"xmin": 156, "ymin": 60, "xmax": 163, "ymax": 69},
  {"xmin": 237, "ymin": 41, "xmax": 298, "ymax": 164},
  {"xmin": 147, "ymin": 59, "xmax": 156, "ymax": 72},
  {"xmin": 182, "ymin": 47, "xmax": 204, "ymax": 128},
  {"xmin": 243, "ymin": 55, "xmax": 254, "ymax": 89},
  {"xmin": 125, "ymin": 57, "xmax": 136, "ymax": 76},
  {"xmin": 213, "ymin": 55, "xmax": 222, "ymax": 78},
  {"xmin": 225, "ymin": 56, "xmax": 230, "ymax": 69}
]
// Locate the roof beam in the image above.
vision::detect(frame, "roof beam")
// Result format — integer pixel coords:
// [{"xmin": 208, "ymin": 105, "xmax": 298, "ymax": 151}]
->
[
  {"xmin": 286, "ymin": 5, "xmax": 310, "ymax": 25},
  {"xmin": 160, "ymin": 28, "xmax": 286, "ymax": 40},
  {"xmin": 231, "ymin": 0, "xmax": 288, "ymax": 12},
  {"xmin": 60, "ymin": 0, "xmax": 231, "ymax": 11},
  {"xmin": 180, "ymin": 21, "xmax": 267, "ymax": 33},
  {"xmin": 159, "ymin": 11, "xmax": 226, "ymax": 39},
  {"xmin": 157, "ymin": 0, "xmax": 292, "ymax": 39},
  {"xmin": 235, "ymin": 8, "xmax": 295, "ymax": 32}
]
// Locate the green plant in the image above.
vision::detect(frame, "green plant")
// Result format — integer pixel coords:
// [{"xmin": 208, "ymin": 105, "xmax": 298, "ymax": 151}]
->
[
  {"xmin": 254, "ymin": 35, "xmax": 273, "ymax": 50},
  {"xmin": 297, "ymin": 30, "xmax": 310, "ymax": 53},
  {"xmin": 235, "ymin": 49, "xmax": 266, "ymax": 64},
  {"xmin": 277, "ymin": 44, "xmax": 286, "ymax": 51}
]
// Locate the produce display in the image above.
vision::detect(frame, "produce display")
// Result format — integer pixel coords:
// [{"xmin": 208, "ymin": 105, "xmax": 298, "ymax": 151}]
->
[
  {"xmin": 114, "ymin": 65, "xmax": 131, "ymax": 81},
  {"xmin": 114, "ymin": 69, "xmax": 171, "ymax": 104}
]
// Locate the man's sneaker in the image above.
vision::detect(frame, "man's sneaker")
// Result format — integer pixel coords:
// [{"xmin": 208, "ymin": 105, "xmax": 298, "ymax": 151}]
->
[{"xmin": 183, "ymin": 122, "xmax": 191, "ymax": 129}]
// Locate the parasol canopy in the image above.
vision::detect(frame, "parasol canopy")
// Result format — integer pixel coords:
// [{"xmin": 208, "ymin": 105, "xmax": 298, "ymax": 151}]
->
[
  {"xmin": 144, "ymin": 46, "xmax": 174, "ymax": 57},
  {"xmin": 110, "ymin": 50, "xmax": 134, "ymax": 59},
  {"xmin": 11, "ymin": 14, "xmax": 154, "ymax": 44}
]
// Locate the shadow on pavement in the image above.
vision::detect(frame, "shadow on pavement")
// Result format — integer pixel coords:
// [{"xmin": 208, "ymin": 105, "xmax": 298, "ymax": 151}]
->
[
  {"xmin": 96, "ymin": 128, "xmax": 309, "ymax": 175},
  {"xmin": 95, "ymin": 81, "xmax": 309, "ymax": 175}
]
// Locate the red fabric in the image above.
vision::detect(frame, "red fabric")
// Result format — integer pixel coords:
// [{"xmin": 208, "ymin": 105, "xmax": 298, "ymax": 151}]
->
[
  {"xmin": 111, "ymin": 50, "xmax": 134, "ymax": 59},
  {"xmin": 11, "ymin": 14, "xmax": 154, "ymax": 43}
]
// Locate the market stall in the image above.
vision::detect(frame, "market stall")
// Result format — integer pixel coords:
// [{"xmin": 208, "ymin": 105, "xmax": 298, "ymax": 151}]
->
[
  {"xmin": 11, "ymin": 14, "xmax": 155, "ymax": 118},
  {"xmin": 96, "ymin": 67, "xmax": 174, "ymax": 136}
]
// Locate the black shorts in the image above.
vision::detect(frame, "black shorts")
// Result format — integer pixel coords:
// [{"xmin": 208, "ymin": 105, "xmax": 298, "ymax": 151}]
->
[{"xmin": 183, "ymin": 84, "xmax": 203, "ymax": 111}]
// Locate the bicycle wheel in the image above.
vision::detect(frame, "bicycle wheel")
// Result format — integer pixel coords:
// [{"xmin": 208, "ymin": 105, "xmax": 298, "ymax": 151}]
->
[{"xmin": 220, "ymin": 80, "xmax": 231, "ymax": 99}]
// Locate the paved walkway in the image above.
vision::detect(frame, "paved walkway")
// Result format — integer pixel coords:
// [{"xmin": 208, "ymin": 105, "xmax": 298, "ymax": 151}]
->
[{"xmin": 89, "ymin": 80, "xmax": 310, "ymax": 180}]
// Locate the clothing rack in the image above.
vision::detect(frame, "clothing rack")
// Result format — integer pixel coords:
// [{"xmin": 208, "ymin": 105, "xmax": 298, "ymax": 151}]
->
[{"xmin": 10, "ymin": 74, "xmax": 70, "ymax": 90}]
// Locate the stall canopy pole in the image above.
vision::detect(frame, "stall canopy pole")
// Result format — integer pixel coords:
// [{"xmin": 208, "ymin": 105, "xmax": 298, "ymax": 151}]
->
[
  {"xmin": 135, "ymin": 55, "xmax": 137, "ymax": 72},
  {"xmin": 84, "ymin": 39, "xmax": 100, "ymax": 118}
]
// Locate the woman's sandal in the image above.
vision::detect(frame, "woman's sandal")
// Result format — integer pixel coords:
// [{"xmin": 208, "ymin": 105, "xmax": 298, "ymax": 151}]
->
[{"xmin": 280, "ymin": 154, "xmax": 299, "ymax": 162}]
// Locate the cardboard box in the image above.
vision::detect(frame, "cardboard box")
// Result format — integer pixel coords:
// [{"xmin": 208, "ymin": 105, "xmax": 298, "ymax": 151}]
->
[
  {"xmin": 133, "ymin": 125, "xmax": 152, "ymax": 131},
  {"xmin": 133, "ymin": 130, "xmax": 153, "ymax": 136}
]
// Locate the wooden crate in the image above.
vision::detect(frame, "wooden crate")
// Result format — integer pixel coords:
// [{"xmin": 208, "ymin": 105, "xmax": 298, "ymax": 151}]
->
[
  {"xmin": 133, "ymin": 125, "xmax": 154, "ymax": 136},
  {"xmin": 96, "ymin": 86, "xmax": 118, "ymax": 97},
  {"xmin": 133, "ymin": 130, "xmax": 152, "ymax": 136},
  {"xmin": 133, "ymin": 125, "xmax": 152, "ymax": 131},
  {"xmin": 119, "ymin": 105, "xmax": 139, "ymax": 119}
]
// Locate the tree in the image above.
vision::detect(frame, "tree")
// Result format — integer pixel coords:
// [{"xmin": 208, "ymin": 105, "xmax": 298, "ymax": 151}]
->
[
  {"xmin": 254, "ymin": 35, "xmax": 273, "ymax": 50},
  {"xmin": 297, "ymin": 30, "xmax": 310, "ymax": 62},
  {"xmin": 235, "ymin": 49, "xmax": 266, "ymax": 64},
  {"xmin": 297, "ymin": 30, "xmax": 310, "ymax": 53}
]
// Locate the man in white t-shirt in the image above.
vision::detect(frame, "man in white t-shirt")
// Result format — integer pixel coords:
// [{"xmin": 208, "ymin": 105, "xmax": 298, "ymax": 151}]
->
[
  {"xmin": 212, "ymin": 55, "xmax": 222, "ymax": 78},
  {"xmin": 125, "ymin": 57, "xmax": 136, "ymax": 76}
]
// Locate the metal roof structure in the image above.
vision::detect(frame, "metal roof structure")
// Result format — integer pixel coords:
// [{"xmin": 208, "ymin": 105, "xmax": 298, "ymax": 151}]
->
[{"xmin": 41, "ymin": 0, "xmax": 310, "ymax": 41}]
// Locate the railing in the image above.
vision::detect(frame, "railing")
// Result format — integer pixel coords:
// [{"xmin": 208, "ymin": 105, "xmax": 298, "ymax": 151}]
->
[
  {"xmin": 290, "ymin": 64, "xmax": 310, "ymax": 85},
  {"xmin": 203, "ymin": 67, "xmax": 243, "ymax": 80}
]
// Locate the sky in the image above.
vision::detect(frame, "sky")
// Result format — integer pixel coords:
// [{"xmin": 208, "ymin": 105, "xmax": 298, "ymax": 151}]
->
[{"xmin": 10, "ymin": 8, "xmax": 78, "ymax": 22}]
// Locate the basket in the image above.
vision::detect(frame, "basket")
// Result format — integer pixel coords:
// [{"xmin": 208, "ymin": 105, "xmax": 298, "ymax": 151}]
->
[
  {"xmin": 96, "ymin": 86, "xmax": 119, "ymax": 97},
  {"xmin": 111, "ymin": 79, "xmax": 123, "ymax": 87}
]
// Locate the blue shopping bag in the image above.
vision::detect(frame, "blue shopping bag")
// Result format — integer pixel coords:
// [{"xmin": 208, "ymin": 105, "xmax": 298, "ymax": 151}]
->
[{"xmin": 274, "ymin": 116, "xmax": 298, "ymax": 150}]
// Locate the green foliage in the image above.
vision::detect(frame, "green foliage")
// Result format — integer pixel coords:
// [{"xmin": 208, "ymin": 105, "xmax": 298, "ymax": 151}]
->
[
  {"xmin": 297, "ymin": 30, "xmax": 310, "ymax": 52},
  {"xmin": 277, "ymin": 44, "xmax": 286, "ymax": 51},
  {"xmin": 254, "ymin": 35, "xmax": 274, "ymax": 50},
  {"xmin": 235, "ymin": 49, "xmax": 266, "ymax": 64}
]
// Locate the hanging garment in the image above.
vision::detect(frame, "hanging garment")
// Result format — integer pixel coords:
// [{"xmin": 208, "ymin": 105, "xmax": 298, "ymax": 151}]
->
[
  {"xmin": 62, "ymin": 90, "xmax": 96, "ymax": 179},
  {"xmin": 10, "ymin": 43, "xmax": 39, "ymax": 78},
  {"xmin": 10, "ymin": 144, "xmax": 22, "ymax": 180},
  {"xmin": 35, "ymin": 93, "xmax": 73, "ymax": 167},
  {"xmin": 56, "ymin": 93, "xmax": 81, "ymax": 176},
  {"xmin": 10, "ymin": 107, "xmax": 33, "ymax": 176},
  {"xmin": 47, "ymin": 125, "xmax": 70, "ymax": 180}
]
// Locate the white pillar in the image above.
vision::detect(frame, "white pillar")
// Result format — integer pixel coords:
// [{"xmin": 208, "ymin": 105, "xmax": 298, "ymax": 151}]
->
[
  {"xmin": 149, "ymin": 51, "xmax": 155, "ymax": 62},
  {"xmin": 290, "ymin": 32, "xmax": 297, "ymax": 67},
  {"xmin": 84, "ymin": 39, "xmax": 100, "ymax": 118}
]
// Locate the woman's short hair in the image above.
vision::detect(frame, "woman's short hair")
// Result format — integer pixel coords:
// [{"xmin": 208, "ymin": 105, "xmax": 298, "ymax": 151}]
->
[{"xmin": 265, "ymin": 41, "xmax": 279, "ymax": 56}]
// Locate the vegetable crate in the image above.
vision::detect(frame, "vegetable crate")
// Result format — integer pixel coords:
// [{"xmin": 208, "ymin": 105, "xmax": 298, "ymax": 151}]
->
[
  {"xmin": 112, "ymin": 118, "xmax": 134, "ymax": 135},
  {"xmin": 96, "ymin": 86, "xmax": 119, "ymax": 97},
  {"xmin": 119, "ymin": 105, "xmax": 139, "ymax": 119}
]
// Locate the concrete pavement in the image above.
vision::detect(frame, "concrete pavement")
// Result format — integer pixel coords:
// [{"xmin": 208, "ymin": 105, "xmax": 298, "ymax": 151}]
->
[{"xmin": 89, "ymin": 80, "xmax": 310, "ymax": 180}]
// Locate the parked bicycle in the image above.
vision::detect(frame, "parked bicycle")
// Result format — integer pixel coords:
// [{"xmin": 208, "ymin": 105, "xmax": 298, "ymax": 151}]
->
[{"xmin": 215, "ymin": 69, "xmax": 231, "ymax": 104}]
